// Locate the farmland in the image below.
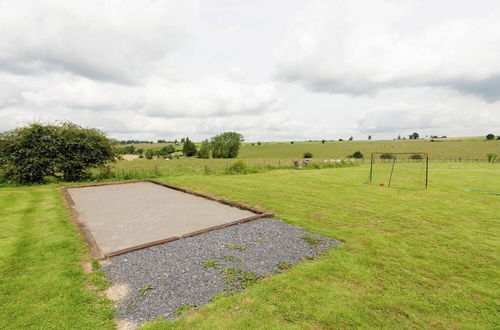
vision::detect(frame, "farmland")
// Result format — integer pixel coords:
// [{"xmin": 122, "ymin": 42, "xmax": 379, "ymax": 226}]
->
[{"xmin": 0, "ymin": 139, "xmax": 499, "ymax": 329}]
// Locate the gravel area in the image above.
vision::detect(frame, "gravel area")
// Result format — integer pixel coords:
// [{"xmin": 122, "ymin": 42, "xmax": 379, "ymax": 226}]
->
[{"xmin": 102, "ymin": 218, "xmax": 342, "ymax": 327}]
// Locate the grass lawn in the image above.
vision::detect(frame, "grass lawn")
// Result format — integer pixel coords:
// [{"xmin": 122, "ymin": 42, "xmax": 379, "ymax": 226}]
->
[
  {"xmin": 1, "ymin": 162, "xmax": 498, "ymax": 329},
  {"xmin": 0, "ymin": 185, "xmax": 115, "ymax": 329},
  {"xmin": 143, "ymin": 162, "xmax": 499, "ymax": 329}
]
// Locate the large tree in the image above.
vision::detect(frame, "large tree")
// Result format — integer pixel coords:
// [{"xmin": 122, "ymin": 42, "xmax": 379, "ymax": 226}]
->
[
  {"xmin": 0, "ymin": 122, "xmax": 116, "ymax": 183},
  {"xmin": 211, "ymin": 132, "xmax": 243, "ymax": 158},
  {"xmin": 182, "ymin": 138, "xmax": 197, "ymax": 157}
]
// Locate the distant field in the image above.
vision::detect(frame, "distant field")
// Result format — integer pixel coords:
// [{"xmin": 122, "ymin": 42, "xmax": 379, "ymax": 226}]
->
[
  {"xmin": 238, "ymin": 138, "xmax": 500, "ymax": 160},
  {"xmin": 124, "ymin": 137, "xmax": 500, "ymax": 161}
]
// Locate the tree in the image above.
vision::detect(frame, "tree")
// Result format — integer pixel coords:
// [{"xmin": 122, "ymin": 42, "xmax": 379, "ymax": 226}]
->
[
  {"xmin": 182, "ymin": 138, "xmax": 197, "ymax": 156},
  {"xmin": 397, "ymin": 135, "xmax": 401, "ymax": 140},
  {"xmin": 409, "ymin": 132, "xmax": 419, "ymax": 139},
  {"xmin": 368, "ymin": 135, "xmax": 372, "ymax": 140},
  {"xmin": 350, "ymin": 151, "xmax": 363, "ymax": 158},
  {"xmin": 161, "ymin": 145, "xmax": 175, "ymax": 154},
  {"xmin": 321, "ymin": 140, "xmax": 326, "ymax": 144},
  {"xmin": 0, "ymin": 122, "xmax": 116, "ymax": 183},
  {"xmin": 349, "ymin": 136, "xmax": 353, "ymax": 141},
  {"xmin": 486, "ymin": 133, "xmax": 495, "ymax": 140},
  {"xmin": 303, "ymin": 152, "xmax": 313, "ymax": 158},
  {"xmin": 197, "ymin": 140, "xmax": 211, "ymax": 158},
  {"xmin": 144, "ymin": 149, "xmax": 154, "ymax": 159},
  {"xmin": 290, "ymin": 141, "xmax": 294, "ymax": 144},
  {"xmin": 211, "ymin": 132, "xmax": 243, "ymax": 158}
]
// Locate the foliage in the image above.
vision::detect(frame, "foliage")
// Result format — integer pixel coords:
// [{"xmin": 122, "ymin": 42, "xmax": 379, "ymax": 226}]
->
[
  {"xmin": 380, "ymin": 153, "xmax": 394, "ymax": 159},
  {"xmin": 409, "ymin": 132, "xmax": 420, "ymax": 139},
  {"xmin": 348, "ymin": 136, "xmax": 353, "ymax": 141},
  {"xmin": 161, "ymin": 145, "xmax": 175, "ymax": 154},
  {"xmin": 202, "ymin": 259, "xmax": 224, "ymax": 268},
  {"xmin": 486, "ymin": 153, "xmax": 497, "ymax": 163},
  {"xmin": 486, "ymin": 133, "xmax": 495, "ymax": 140},
  {"xmin": 197, "ymin": 140, "xmax": 211, "ymax": 158},
  {"xmin": 225, "ymin": 161, "xmax": 248, "ymax": 175},
  {"xmin": 211, "ymin": 132, "xmax": 243, "ymax": 158},
  {"xmin": 350, "ymin": 151, "xmax": 363, "ymax": 159},
  {"xmin": 0, "ymin": 122, "xmax": 116, "ymax": 183},
  {"xmin": 303, "ymin": 152, "xmax": 313, "ymax": 159},
  {"xmin": 174, "ymin": 304, "xmax": 197, "ymax": 316},
  {"xmin": 410, "ymin": 154, "xmax": 424, "ymax": 160},
  {"xmin": 144, "ymin": 149, "xmax": 155, "ymax": 160},
  {"xmin": 321, "ymin": 140, "xmax": 326, "ymax": 144},
  {"xmin": 182, "ymin": 138, "xmax": 197, "ymax": 157}
]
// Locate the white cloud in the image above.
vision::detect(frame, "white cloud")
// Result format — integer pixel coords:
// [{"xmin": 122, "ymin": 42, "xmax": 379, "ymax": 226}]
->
[
  {"xmin": 275, "ymin": 0, "xmax": 500, "ymax": 101},
  {"xmin": 0, "ymin": 0, "xmax": 499, "ymax": 141}
]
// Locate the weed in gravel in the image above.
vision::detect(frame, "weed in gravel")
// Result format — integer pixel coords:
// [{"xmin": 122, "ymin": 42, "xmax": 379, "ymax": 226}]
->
[
  {"xmin": 278, "ymin": 261, "xmax": 292, "ymax": 270},
  {"xmin": 301, "ymin": 236, "xmax": 322, "ymax": 245},
  {"xmin": 223, "ymin": 255, "xmax": 235, "ymax": 261},
  {"xmin": 174, "ymin": 303, "xmax": 197, "ymax": 316},
  {"xmin": 202, "ymin": 259, "xmax": 224, "ymax": 268},
  {"xmin": 236, "ymin": 258, "xmax": 244, "ymax": 263},
  {"xmin": 305, "ymin": 255, "xmax": 315, "ymax": 260},
  {"xmin": 220, "ymin": 267, "xmax": 259, "ymax": 291},
  {"xmin": 225, "ymin": 244, "xmax": 247, "ymax": 251},
  {"xmin": 255, "ymin": 238, "xmax": 267, "ymax": 243},
  {"xmin": 138, "ymin": 284, "xmax": 153, "ymax": 296}
]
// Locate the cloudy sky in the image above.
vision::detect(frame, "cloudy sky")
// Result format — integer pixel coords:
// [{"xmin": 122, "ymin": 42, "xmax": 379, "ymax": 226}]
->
[{"xmin": 1, "ymin": 0, "xmax": 499, "ymax": 141}]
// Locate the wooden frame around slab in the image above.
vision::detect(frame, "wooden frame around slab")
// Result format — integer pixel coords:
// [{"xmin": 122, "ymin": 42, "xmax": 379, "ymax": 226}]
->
[{"xmin": 61, "ymin": 179, "xmax": 274, "ymax": 259}]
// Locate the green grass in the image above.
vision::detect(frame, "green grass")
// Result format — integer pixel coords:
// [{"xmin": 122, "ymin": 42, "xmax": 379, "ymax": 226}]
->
[
  {"xmin": 126, "ymin": 137, "xmax": 500, "ymax": 160},
  {"xmin": 0, "ymin": 185, "xmax": 115, "ymax": 329},
  {"xmin": 1, "ymin": 160, "xmax": 499, "ymax": 329},
  {"xmin": 239, "ymin": 138, "xmax": 500, "ymax": 160},
  {"xmin": 141, "ymin": 162, "xmax": 500, "ymax": 329}
]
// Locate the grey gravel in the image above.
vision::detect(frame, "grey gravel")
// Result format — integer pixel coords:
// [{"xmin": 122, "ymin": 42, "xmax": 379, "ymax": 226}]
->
[{"xmin": 102, "ymin": 218, "xmax": 342, "ymax": 326}]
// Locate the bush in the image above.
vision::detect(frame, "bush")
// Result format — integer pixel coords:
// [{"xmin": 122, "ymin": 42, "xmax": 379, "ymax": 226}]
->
[
  {"xmin": 486, "ymin": 133, "xmax": 495, "ymax": 140},
  {"xmin": 211, "ymin": 132, "xmax": 243, "ymax": 158},
  {"xmin": 410, "ymin": 154, "xmax": 423, "ymax": 160},
  {"xmin": 161, "ymin": 145, "xmax": 175, "ymax": 154},
  {"xmin": 380, "ymin": 153, "xmax": 394, "ymax": 159},
  {"xmin": 349, "ymin": 151, "xmax": 363, "ymax": 159},
  {"xmin": 0, "ymin": 122, "xmax": 116, "ymax": 183},
  {"xmin": 321, "ymin": 140, "xmax": 326, "ymax": 144},
  {"xmin": 197, "ymin": 140, "xmax": 211, "ymax": 158},
  {"xmin": 303, "ymin": 152, "xmax": 313, "ymax": 158},
  {"xmin": 144, "ymin": 149, "xmax": 154, "ymax": 159},
  {"xmin": 182, "ymin": 138, "xmax": 197, "ymax": 157},
  {"xmin": 225, "ymin": 160, "xmax": 249, "ymax": 174},
  {"xmin": 290, "ymin": 141, "xmax": 294, "ymax": 144},
  {"xmin": 487, "ymin": 153, "xmax": 497, "ymax": 163}
]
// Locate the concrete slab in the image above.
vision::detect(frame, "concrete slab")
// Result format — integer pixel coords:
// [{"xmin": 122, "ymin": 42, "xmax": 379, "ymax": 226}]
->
[{"xmin": 65, "ymin": 181, "xmax": 267, "ymax": 258}]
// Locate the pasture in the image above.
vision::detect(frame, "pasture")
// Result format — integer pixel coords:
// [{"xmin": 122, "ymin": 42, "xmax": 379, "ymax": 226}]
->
[{"xmin": 1, "ymin": 159, "xmax": 499, "ymax": 329}]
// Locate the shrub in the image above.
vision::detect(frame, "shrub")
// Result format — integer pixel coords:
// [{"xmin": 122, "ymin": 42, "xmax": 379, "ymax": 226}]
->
[
  {"xmin": 380, "ymin": 153, "xmax": 394, "ymax": 159},
  {"xmin": 225, "ymin": 161, "xmax": 249, "ymax": 174},
  {"xmin": 290, "ymin": 141, "xmax": 294, "ymax": 144},
  {"xmin": 182, "ymin": 138, "xmax": 197, "ymax": 157},
  {"xmin": 197, "ymin": 139, "xmax": 211, "ymax": 158},
  {"xmin": 303, "ymin": 152, "xmax": 313, "ymax": 159},
  {"xmin": 0, "ymin": 122, "xmax": 116, "ymax": 183},
  {"xmin": 211, "ymin": 132, "xmax": 243, "ymax": 158},
  {"xmin": 350, "ymin": 151, "xmax": 363, "ymax": 159},
  {"xmin": 410, "ymin": 154, "xmax": 423, "ymax": 160},
  {"xmin": 161, "ymin": 145, "xmax": 175, "ymax": 154},
  {"xmin": 486, "ymin": 133, "xmax": 495, "ymax": 140},
  {"xmin": 144, "ymin": 149, "xmax": 154, "ymax": 159},
  {"xmin": 321, "ymin": 140, "xmax": 326, "ymax": 144},
  {"xmin": 487, "ymin": 153, "xmax": 497, "ymax": 163}
]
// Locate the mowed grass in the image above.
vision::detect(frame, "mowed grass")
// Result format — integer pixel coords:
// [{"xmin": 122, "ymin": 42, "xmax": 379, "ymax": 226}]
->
[
  {"xmin": 141, "ymin": 162, "xmax": 500, "ymax": 329},
  {"xmin": 1, "ymin": 162, "xmax": 499, "ymax": 329},
  {"xmin": 0, "ymin": 185, "xmax": 115, "ymax": 329}
]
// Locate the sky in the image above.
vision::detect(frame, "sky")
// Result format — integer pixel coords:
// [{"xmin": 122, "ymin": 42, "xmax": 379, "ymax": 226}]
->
[{"xmin": 0, "ymin": 0, "xmax": 499, "ymax": 141}]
